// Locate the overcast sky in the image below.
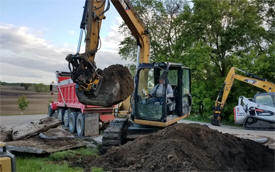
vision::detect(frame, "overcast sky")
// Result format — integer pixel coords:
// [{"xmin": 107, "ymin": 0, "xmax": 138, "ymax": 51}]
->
[{"xmin": 0, "ymin": 0, "xmax": 131, "ymax": 84}]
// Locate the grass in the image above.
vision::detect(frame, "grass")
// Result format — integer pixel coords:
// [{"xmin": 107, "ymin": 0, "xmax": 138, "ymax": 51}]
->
[
  {"xmin": 17, "ymin": 156, "xmax": 82, "ymax": 172},
  {"xmin": 16, "ymin": 147, "xmax": 103, "ymax": 172},
  {"xmin": 49, "ymin": 147, "xmax": 98, "ymax": 161}
]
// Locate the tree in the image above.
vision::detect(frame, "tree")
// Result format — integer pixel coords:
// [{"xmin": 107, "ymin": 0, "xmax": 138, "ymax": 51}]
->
[
  {"xmin": 34, "ymin": 83, "xmax": 50, "ymax": 92},
  {"xmin": 118, "ymin": 0, "xmax": 274, "ymax": 122},
  {"xmin": 21, "ymin": 83, "xmax": 31, "ymax": 90},
  {"xmin": 17, "ymin": 95, "xmax": 29, "ymax": 114}
]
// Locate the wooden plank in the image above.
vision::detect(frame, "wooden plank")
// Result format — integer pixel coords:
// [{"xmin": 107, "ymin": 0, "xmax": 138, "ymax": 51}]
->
[
  {"xmin": 12, "ymin": 117, "xmax": 61, "ymax": 141},
  {"xmin": 6, "ymin": 136, "xmax": 87, "ymax": 154}
]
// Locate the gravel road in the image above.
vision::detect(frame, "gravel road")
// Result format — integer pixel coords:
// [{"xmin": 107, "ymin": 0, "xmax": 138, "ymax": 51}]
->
[{"xmin": 0, "ymin": 114, "xmax": 47, "ymax": 129}]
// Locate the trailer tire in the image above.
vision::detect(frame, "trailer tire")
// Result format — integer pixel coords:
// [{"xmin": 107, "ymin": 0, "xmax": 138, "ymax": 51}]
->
[
  {"xmin": 63, "ymin": 110, "xmax": 70, "ymax": 128},
  {"xmin": 76, "ymin": 112, "xmax": 85, "ymax": 136},
  {"xmin": 57, "ymin": 108, "xmax": 65, "ymax": 122},
  {"xmin": 69, "ymin": 112, "xmax": 77, "ymax": 133},
  {"xmin": 48, "ymin": 105, "xmax": 54, "ymax": 117}
]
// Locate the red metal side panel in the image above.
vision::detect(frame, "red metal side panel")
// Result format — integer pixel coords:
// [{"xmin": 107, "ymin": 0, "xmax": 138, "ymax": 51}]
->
[
  {"xmin": 58, "ymin": 76, "xmax": 70, "ymax": 82},
  {"xmin": 54, "ymin": 74, "xmax": 115, "ymax": 123},
  {"xmin": 100, "ymin": 114, "xmax": 115, "ymax": 123}
]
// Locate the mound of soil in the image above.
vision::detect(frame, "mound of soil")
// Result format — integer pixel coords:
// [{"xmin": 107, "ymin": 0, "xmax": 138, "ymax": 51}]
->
[
  {"xmin": 102, "ymin": 64, "xmax": 134, "ymax": 102},
  {"xmin": 77, "ymin": 64, "xmax": 134, "ymax": 107},
  {"xmin": 84, "ymin": 124, "xmax": 274, "ymax": 171}
]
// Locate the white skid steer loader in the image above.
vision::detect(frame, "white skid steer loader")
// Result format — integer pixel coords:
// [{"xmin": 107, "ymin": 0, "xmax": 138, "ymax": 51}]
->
[{"xmin": 234, "ymin": 92, "xmax": 275, "ymax": 130}]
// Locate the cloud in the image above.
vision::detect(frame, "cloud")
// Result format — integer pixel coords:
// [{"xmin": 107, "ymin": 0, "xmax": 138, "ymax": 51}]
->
[
  {"xmin": 100, "ymin": 17, "xmax": 124, "ymax": 53},
  {"xmin": 0, "ymin": 23, "xmax": 130, "ymax": 84},
  {"xmin": 68, "ymin": 30, "xmax": 76, "ymax": 36}
]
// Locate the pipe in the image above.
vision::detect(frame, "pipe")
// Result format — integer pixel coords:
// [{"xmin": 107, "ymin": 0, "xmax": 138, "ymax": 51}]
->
[
  {"xmin": 136, "ymin": 45, "xmax": 140, "ymax": 71},
  {"xmin": 76, "ymin": 29, "xmax": 84, "ymax": 54}
]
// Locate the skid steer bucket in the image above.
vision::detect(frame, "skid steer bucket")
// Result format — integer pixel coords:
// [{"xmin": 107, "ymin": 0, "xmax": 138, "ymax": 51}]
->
[{"xmin": 76, "ymin": 64, "xmax": 134, "ymax": 107}]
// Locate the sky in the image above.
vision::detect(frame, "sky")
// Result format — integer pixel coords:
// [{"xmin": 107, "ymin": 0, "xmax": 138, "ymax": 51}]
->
[{"xmin": 0, "ymin": 0, "xmax": 131, "ymax": 84}]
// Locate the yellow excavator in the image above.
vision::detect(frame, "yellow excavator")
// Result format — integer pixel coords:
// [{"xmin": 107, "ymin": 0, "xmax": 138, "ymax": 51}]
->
[
  {"xmin": 66, "ymin": 0, "xmax": 192, "ymax": 149},
  {"xmin": 211, "ymin": 67, "xmax": 275, "ymax": 126}
]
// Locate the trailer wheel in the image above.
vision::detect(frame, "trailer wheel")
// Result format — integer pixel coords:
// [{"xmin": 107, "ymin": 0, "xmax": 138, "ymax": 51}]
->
[
  {"xmin": 63, "ymin": 110, "xmax": 70, "ymax": 128},
  {"xmin": 48, "ymin": 105, "xmax": 54, "ymax": 117},
  {"xmin": 76, "ymin": 113, "xmax": 85, "ymax": 136},
  {"xmin": 68, "ymin": 112, "xmax": 77, "ymax": 133},
  {"xmin": 57, "ymin": 108, "xmax": 65, "ymax": 122}
]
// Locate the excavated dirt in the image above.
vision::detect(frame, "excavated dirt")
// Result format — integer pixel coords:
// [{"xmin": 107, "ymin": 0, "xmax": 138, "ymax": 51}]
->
[
  {"xmin": 102, "ymin": 64, "xmax": 134, "ymax": 101},
  {"xmin": 77, "ymin": 64, "xmax": 134, "ymax": 107},
  {"xmin": 76, "ymin": 124, "xmax": 274, "ymax": 171}
]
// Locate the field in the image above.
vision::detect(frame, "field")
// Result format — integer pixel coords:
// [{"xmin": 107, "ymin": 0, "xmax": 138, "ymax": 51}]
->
[{"xmin": 0, "ymin": 85, "xmax": 57, "ymax": 115}]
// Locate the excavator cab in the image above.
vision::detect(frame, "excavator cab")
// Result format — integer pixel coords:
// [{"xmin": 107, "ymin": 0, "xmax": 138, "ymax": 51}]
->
[
  {"xmin": 102, "ymin": 63, "xmax": 192, "ymax": 150},
  {"xmin": 132, "ymin": 62, "xmax": 192, "ymax": 126}
]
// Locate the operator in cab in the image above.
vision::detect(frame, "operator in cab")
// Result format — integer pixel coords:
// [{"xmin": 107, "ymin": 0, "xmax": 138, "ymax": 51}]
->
[{"xmin": 148, "ymin": 75, "xmax": 173, "ymax": 104}]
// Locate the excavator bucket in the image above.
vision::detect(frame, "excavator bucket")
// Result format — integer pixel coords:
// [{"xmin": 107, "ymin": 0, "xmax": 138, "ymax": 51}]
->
[{"xmin": 76, "ymin": 64, "xmax": 134, "ymax": 107}]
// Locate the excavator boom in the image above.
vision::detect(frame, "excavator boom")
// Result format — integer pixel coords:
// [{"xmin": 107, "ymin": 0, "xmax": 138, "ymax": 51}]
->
[{"xmin": 66, "ymin": 0, "xmax": 150, "ymax": 106}]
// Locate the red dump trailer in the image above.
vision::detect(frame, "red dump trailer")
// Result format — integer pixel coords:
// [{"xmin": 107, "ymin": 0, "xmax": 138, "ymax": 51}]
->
[{"xmin": 48, "ymin": 71, "xmax": 115, "ymax": 136}]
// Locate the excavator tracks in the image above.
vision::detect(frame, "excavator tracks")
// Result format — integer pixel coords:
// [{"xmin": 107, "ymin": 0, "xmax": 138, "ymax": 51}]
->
[
  {"xmin": 243, "ymin": 117, "xmax": 275, "ymax": 131},
  {"xmin": 102, "ymin": 118, "xmax": 129, "ymax": 152}
]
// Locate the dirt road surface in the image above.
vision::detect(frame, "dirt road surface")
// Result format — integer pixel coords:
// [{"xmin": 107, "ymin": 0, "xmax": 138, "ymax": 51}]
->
[
  {"xmin": 179, "ymin": 119, "xmax": 275, "ymax": 150},
  {"xmin": 0, "ymin": 114, "xmax": 47, "ymax": 129}
]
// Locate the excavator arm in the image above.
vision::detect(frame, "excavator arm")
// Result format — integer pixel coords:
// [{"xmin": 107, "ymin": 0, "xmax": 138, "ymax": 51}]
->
[
  {"xmin": 66, "ymin": 0, "xmax": 150, "ymax": 106},
  {"xmin": 111, "ymin": 0, "xmax": 150, "ymax": 63},
  {"xmin": 211, "ymin": 67, "xmax": 275, "ymax": 126}
]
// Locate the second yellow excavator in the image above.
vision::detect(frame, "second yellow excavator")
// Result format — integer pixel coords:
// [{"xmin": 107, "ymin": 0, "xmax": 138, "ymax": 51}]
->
[{"xmin": 211, "ymin": 67, "xmax": 275, "ymax": 126}]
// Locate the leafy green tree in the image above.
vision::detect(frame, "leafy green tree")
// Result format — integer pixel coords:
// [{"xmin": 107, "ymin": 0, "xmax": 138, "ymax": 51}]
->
[{"xmin": 17, "ymin": 95, "xmax": 29, "ymax": 113}]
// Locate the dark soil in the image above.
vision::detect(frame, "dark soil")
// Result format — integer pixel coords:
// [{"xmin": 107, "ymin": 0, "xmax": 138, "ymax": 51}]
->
[
  {"xmin": 76, "ymin": 123, "xmax": 275, "ymax": 171},
  {"xmin": 102, "ymin": 64, "xmax": 134, "ymax": 102},
  {"xmin": 77, "ymin": 64, "xmax": 134, "ymax": 107}
]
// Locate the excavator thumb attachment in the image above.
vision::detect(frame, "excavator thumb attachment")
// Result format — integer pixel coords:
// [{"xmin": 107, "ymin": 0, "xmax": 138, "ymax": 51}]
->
[{"xmin": 76, "ymin": 64, "xmax": 134, "ymax": 107}]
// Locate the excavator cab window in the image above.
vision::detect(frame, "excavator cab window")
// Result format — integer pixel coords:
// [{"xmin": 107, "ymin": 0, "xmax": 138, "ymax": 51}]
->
[
  {"xmin": 183, "ymin": 69, "xmax": 191, "ymax": 95},
  {"xmin": 133, "ymin": 63, "xmax": 191, "ymax": 122},
  {"xmin": 136, "ymin": 67, "xmax": 164, "ymax": 121},
  {"xmin": 182, "ymin": 68, "xmax": 192, "ymax": 115}
]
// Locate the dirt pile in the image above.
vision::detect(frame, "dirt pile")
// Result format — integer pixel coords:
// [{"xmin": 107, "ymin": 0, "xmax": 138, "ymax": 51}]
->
[
  {"xmin": 88, "ymin": 124, "xmax": 274, "ymax": 171},
  {"xmin": 76, "ymin": 64, "xmax": 134, "ymax": 107},
  {"xmin": 102, "ymin": 64, "xmax": 134, "ymax": 101}
]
